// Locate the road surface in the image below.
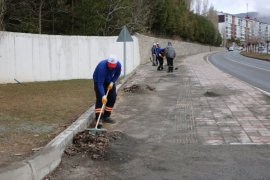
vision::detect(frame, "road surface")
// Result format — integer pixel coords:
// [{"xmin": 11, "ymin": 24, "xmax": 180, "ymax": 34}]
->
[{"xmin": 209, "ymin": 51, "xmax": 270, "ymax": 93}]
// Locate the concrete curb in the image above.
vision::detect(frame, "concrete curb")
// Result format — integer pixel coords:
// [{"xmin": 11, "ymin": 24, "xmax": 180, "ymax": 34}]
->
[
  {"xmin": 240, "ymin": 52, "xmax": 270, "ymax": 63},
  {"xmin": 0, "ymin": 69, "xmax": 137, "ymax": 180}
]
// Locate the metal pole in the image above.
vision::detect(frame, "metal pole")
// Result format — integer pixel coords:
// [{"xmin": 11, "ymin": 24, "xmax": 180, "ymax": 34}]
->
[
  {"xmin": 124, "ymin": 40, "xmax": 126, "ymax": 77},
  {"xmin": 123, "ymin": 26, "xmax": 127, "ymax": 78}
]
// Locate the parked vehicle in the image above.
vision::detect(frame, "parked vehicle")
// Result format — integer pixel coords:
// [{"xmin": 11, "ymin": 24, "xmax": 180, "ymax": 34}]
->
[
  {"xmin": 258, "ymin": 46, "xmax": 265, "ymax": 52},
  {"xmin": 237, "ymin": 46, "xmax": 243, "ymax": 51},
  {"xmin": 262, "ymin": 48, "xmax": 270, "ymax": 54},
  {"xmin": 228, "ymin": 46, "xmax": 234, "ymax": 51}
]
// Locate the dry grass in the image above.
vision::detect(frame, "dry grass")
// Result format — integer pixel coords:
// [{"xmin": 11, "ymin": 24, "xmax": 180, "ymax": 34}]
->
[
  {"xmin": 241, "ymin": 52, "xmax": 270, "ymax": 61},
  {"xmin": 0, "ymin": 79, "xmax": 95, "ymax": 167}
]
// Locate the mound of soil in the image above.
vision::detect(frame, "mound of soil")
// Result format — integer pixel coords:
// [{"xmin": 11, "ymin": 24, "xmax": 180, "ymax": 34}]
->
[
  {"xmin": 123, "ymin": 84, "xmax": 155, "ymax": 93},
  {"xmin": 123, "ymin": 84, "xmax": 141, "ymax": 93},
  {"xmin": 64, "ymin": 130, "xmax": 123, "ymax": 160},
  {"xmin": 204, "ymin": 91, "xmax": 220, "ymax": 97}
]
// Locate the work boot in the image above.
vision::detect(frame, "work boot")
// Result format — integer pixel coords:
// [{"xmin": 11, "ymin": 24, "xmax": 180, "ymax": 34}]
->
[{"xmin": 102, "ymin": 117, "xmax": 115, "ymax": 124}]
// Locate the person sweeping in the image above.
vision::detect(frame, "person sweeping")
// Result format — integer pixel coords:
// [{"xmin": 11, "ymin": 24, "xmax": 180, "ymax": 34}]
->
[{"xmin": 93, "ymin": 55, "xmax": 122, "ymax": 128}]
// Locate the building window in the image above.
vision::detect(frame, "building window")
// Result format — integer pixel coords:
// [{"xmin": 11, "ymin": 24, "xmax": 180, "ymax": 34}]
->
[{"xmin": 218, "ymin": 15, "xmax": 225, "ymax": 23}]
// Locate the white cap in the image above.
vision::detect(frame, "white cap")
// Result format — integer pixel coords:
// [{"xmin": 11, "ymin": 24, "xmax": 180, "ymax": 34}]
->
[
  {"xmin": 108, "ymin": 55, "xmax": 118, "ymax": 64},
  {"xmin": 107, "ymin": 55, "xmax": 118, "ymax": 69},
  {"xmin": 153, "ymin": 43, "xmax": 157, "ymax": 46}
]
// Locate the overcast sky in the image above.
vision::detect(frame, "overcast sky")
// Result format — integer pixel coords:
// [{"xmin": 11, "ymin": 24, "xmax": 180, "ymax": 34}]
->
[{"xmin": 207, "ymin": 0, "xmax": 270, "ymax": 15}]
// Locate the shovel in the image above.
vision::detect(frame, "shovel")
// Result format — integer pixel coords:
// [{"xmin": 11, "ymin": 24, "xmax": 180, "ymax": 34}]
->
[{"xmin": 88, "ymin": 88, "xmax": 110, "ymax": 135}]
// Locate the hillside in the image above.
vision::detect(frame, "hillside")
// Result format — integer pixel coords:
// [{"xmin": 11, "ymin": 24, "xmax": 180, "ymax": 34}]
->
[{"xmin": 234, "ymin": 12, "xmax": 270, "ymax": 24}]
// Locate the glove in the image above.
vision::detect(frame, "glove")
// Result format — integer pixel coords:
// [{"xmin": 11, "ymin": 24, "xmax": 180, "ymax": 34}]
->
[
  {"xmin": 108, "ymin": 82, "xmax": 114, "ymax": 90},
  {"xmin": 102, "ymin": 95, "xmax": 107, "ymax": 104}
]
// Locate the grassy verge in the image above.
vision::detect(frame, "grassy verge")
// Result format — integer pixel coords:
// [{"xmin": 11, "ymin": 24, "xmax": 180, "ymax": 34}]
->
[
  {"xmin": 241, "ymin": 52, "xmax": 270, "ymax": 61},
  {"xmin": 0, "ymin": 79, "xmax": 95, "ymax": 167}
]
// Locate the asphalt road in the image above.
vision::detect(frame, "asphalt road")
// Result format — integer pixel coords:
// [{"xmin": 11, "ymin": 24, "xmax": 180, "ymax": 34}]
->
[{"xmin": 209, "ymin": 51, "xmax": 270, "ymax": 93}]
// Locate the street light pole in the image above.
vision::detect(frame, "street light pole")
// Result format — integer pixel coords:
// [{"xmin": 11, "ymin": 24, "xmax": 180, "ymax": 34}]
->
[{"xmin": 267, "ymin": 40, "xmax": 269, "ymax": 55}]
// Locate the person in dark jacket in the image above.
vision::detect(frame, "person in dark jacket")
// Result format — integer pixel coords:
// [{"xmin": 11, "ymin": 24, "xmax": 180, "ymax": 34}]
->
[
  {"xmin": 93, "ymin": 55, "xmax": 122, "ymax": 127},
  {"xmin": 157, "ymin": 48, "xmax": 165, "ymax": 71},
  {"xmin": 165, "ymin": 42, "xmax": 176, "ymax": 73},
  {"xmin": 156, "ymin": 43, "xmax": 161, "ymax": 65}
]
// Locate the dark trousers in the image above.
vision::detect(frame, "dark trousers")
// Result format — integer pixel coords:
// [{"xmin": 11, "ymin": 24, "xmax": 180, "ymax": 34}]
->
[
  {"xmin": 152, "ymin": 54, "xmax": 157, "ymax": 66},
  {"xmin": 167, "ymin": 57, "xmax": 174, "ymax": 72},
  {"xmin": 157, "ymin": 57, "xmax": 164, "ymax": 70},
  {"xmin": 94, "ymin": 82, "xmax": 116, "ymax": 120},
  {"xmin": 155, "ymin": 54, "xmax": 159, "ymax": 65}
]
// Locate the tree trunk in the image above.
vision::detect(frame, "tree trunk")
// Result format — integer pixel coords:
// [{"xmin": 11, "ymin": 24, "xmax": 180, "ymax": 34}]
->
[
  {"xmin": 0, "ymin": 0, "xmax": 5, "ymax": 31},
  {"xmin": 39, "ymin": 0, "xmax": 43, "ymax": 34},
  {"xmin": 52, "ymin": 13, "xmax": 55, "ymax": 34},
  {"xmin": 71, "ymin": 0, "xmax": 74, "ymax": 34}
]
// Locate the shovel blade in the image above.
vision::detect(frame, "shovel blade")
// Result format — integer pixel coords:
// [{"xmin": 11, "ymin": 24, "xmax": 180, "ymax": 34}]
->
[{"xmin": 87, "ymin": 128, "xmax": 107, "ymax": 135}]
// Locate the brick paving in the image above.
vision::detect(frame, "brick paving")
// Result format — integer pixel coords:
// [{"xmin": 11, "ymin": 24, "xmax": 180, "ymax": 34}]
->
[
  {"xmin": 113, "ymin": 52, "xmax": 270, "ymax": 146},
  {"xmin": 186, "ymin": 52, "xmax": 270, "ymax": 145}
]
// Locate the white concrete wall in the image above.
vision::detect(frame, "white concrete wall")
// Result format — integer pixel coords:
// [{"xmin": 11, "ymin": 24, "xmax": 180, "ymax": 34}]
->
[
  {"xmin": 0, "ymin": 31, "xmax": 139, "ymax": 83},
  {"xmin": 136, "ymin": 33, "xmax": 224, "ymax": 64}
]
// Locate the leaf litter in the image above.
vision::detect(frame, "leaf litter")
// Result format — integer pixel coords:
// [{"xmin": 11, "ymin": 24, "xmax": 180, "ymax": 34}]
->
[{"xmin": 64, "ymin": 130, "xmax": 123, "ymax": 160}]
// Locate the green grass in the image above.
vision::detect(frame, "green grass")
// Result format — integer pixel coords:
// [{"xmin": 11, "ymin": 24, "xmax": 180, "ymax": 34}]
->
[
  {"xmin": 0, "ymin": 79, "xmax": 95, "ymax": 166},
  {"xmin": 241, "ymin": 52, "xmax": 270, "ymax": 61}
]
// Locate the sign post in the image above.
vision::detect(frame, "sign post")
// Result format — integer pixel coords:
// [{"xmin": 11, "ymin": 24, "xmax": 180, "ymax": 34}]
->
[{"xmin": 117, "ymin": 26, "xmax": 133, "ymax": 77}]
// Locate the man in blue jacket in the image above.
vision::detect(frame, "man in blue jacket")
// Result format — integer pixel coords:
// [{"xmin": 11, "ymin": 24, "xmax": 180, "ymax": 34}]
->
[
  {"xmin": 151, "ymin": 43, "xmax": 158, "ymax": 66},
  {"xmin": 93, "ymin": 55, "xmax": 122, "ymax": 127}
]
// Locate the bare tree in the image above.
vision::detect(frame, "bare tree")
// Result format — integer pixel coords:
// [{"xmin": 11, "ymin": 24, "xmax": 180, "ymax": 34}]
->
[
  {"xmin": 0, "ymin": 0, "xmax": 5, "ymax": 30},
  {"xmin": 195, "ymin": 0, "xmax": 201, "ymax": 14},
  {"xmin": 184, "ymin": 0, "xmax": 194, "ymax": 11},
  {"xmin": 207, "ymin": 5, "xmax": 218, "ymax": 29},
  {"xmin": 71, "ymin": 0, "xmax": 74, "ymax": 34},
  {"xmin": 202, "ymin": 0, "xmax": 209, "ymax": 16},
  {"xmin": 128, "ymin": 0, "xmax": 152, "ymax": 33},
  {"xmin": 5, "ymin": 1, "xmax": 41, "ymax": 33},
  {"xmin": 100, "ymin": 0, "xmax": 129, "ymax": 36},
  {"xmin": 38, "ymin": 0, "xmax": 43, "ymax": 34}
]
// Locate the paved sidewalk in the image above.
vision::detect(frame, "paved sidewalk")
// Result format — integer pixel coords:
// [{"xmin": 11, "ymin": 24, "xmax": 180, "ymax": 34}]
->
[
  {"xmin": 3, "ymin": 51, "xmax": 270, "ymax": 180},
  {"xmin": 112, "ymin": 52, "xmax": 270, "ymax": 145},
  {"xmin": 188, "ymin": 53, "xmax": 270, "ymax": 145},
  {"xmin": 49, "ymin": 51, "xmax": 270, "ymax": 179}
]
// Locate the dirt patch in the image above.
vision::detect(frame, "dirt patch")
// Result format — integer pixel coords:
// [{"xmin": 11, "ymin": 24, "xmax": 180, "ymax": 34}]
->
[
  {"xmin": 64, "ymin": 130, "xmax": 123, "ymax": 160},
  {"xmin": 123, "ymin": 84, "xmax": 140, "ymax": 93},
  {"xmin": 123, "ymin": 84, "xmax": 156, "ymax": 93},
  {"xmin": 204, "ymin": 91, "xmax": 221, "ymax": 97},
  {"xmin": 203, "ymin": 87, "xmax": 242, "ymax": 97},
  {"xmin": 262, "ymin": 94, "xmax": 270, "ymax": 103},
  {"xmin": 45, "ymin": 131, "xmax": 140, "ymax": 179}
]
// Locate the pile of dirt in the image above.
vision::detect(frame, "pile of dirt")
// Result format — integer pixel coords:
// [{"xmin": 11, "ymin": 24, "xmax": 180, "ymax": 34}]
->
[
  {"xmin": 123, "ymin": 84, "xmax": 155, "ymax": 93},
  {"xmin": 123, "ymin": 84, "xmax": 141, "ymax": 93},
  {"xmin": 204, "ymin": 91, "xmax": 220, "ymax": 97},
  {"xmin": 64, "ymin": 130, "xmax": 123, "ymax": 160}
]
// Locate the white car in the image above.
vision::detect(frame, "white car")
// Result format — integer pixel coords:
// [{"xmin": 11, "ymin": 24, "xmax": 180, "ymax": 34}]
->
[
  {"xmin": 237, "ymin": 47, "xmax": 243, "ymax": 51},
  {"xmin": 228, "ymin": 46, "xmax": 234, "ymax": 51},
  {"xmin": 262, "ymin": 48, "xmax": 270, "ymax": 54}
]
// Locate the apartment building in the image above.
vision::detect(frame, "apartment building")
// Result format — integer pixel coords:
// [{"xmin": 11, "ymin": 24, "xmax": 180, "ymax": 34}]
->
[{"xmin": 218, "ymin": 12, "xmax": 270, "ymax": 45}]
